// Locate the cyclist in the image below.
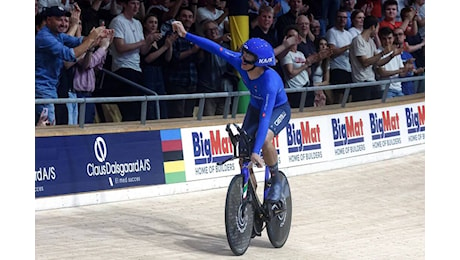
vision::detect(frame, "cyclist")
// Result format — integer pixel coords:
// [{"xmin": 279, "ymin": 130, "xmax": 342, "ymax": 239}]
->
[{"xmin": 172, "ymin": 21, "xmax": 291, "ymax": 202}]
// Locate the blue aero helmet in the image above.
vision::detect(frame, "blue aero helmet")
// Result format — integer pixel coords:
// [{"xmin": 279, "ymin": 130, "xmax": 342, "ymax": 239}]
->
[{"xmin": 242, "ymin": 38, "xmax": 276, "ymax": 67}]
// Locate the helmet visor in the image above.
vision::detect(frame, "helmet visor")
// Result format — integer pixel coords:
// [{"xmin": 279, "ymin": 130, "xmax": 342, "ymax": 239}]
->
[{"xmin": 241, "ymin": 49, "xmax": 257, "ymax": 65}]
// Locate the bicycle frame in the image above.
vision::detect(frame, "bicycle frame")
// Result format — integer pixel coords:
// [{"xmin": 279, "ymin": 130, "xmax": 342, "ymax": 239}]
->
[
  {"xmin": 222, "ymin": 123, "xmax": 271, "ymax": 216},
  {"xmin": 240, "ymin": 160, "xmax": 251, "ymax": 200},
  {"xmin": 240, "ymin": 159, "xmax": 273, "ymax": 204}
]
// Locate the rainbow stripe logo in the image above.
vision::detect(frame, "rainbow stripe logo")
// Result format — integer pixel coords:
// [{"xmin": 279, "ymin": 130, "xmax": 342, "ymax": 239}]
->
[{"xmin": 161, "ymin": 129, "xmax": 185, "ymax": 184}]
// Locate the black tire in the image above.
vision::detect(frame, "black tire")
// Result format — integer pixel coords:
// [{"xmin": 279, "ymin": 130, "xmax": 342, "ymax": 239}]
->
[
  {"xmin": 225, "ymin": 175, "xmax": 255, "ymax": 256},
  {"xmin": 266, "ymin": 171, "xmax": 292, "ymax": 248}
]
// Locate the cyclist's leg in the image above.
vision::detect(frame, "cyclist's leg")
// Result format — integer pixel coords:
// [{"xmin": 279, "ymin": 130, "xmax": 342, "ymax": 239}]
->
[
  {"xmin": 265, "ymin": 103, "xmax": 291, "ymax": 202},
  {"xmin": 264, "ymin": 133, "xmax": 283, "ymax": 202},
  {"xmin": 262, "ymin": 130, "xmax": 277, "ymax": 165}
]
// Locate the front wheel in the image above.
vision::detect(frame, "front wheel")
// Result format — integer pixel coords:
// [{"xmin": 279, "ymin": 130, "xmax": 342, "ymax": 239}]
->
[
  {"xmin": 225, "ymin": 175, "xmax": 254, "ymax": 256},
  {"xmin": 266, "ymin": 171, "xmax": 292, "ymax": 248}
]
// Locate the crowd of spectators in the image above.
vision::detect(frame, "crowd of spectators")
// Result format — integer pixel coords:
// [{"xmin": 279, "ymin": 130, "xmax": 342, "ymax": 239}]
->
[{"xmin": 35, "ymin": 0, "xmax": 425, "ymax": 126}]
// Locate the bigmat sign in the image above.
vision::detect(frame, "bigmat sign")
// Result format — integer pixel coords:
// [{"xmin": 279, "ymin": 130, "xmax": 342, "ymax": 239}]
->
[
  {"xmin": 35, "ymin": 131, "xmax": 165, "ymax": 197},
  {"xmin": 181, "ymin": 102, "xmax": 425, "ymax": 180},
  {"xmin": 181, "ymin": 125, "xmax": 238, "ymax": 181}
]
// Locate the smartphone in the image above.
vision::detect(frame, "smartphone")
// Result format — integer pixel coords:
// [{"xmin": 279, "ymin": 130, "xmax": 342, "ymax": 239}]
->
[
  {"xmin": 40, "ymin": 108, "xmax": 50, "ymax": 125},
  {"xmin": 42, "ymin": 108, "xmax": 48, "ymax": 118}
]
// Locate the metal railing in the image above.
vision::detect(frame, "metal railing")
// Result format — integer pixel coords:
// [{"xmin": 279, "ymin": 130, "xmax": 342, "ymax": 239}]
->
[{"xmin": 35, "ymin": 69, "xmax": 425, "ymax": 128}]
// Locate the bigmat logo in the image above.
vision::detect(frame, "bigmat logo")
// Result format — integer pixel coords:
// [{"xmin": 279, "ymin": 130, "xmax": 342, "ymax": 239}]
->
[
  {"xmin": 286, "ymin": 121, "xmax": 323, "ymax": 163},
  {"xmin": 192, "ymin": 130, "xmax": 233, "ymax": 164},
  {"xmin": 405, "ymin": 105, "xmax": 425, "ymax": 142},
  {"xmin": 369, "ymin": 110, "xmax": 402, "ymax": 149},
  {"xmin": 331, "ymin": 115, "xmax": 366, "ymax": 156},
  {"xmin": 370, "ymin": 110, "xmax": 401, "ymax": 140},
  {"xmin": 286, "ymin": 121, "xmax": 321, "ymax": 152},
  {"xmin": 331, "ymin": 116, "xmax": 364, "ymax": 146}
]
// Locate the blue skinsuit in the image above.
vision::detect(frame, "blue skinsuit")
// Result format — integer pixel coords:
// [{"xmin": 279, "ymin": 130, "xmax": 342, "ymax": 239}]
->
[{"xmin": 185, "ymin": 33, "xmax": 289, "ymax": 154}]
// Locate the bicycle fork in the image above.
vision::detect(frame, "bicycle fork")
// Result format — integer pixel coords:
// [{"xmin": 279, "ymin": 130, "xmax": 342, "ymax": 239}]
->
[{"xmin": 241, "ymin": 161, "xmax": 251, "ymax": 201}]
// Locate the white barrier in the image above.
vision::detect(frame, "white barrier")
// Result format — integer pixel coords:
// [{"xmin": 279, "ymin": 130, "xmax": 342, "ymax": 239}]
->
[{"xmin": 36, "ymin": 101, "xmax": 425, "ymax": 211}]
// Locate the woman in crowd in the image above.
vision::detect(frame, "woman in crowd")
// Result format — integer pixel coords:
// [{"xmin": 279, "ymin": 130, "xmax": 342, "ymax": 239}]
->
[
  {"xmin": 348, "ymin": 9, "xmax": 365, "ymax": 39},
  {"xmin": 141, "ymin": 13, "xmax": 177, "ymax": 119},
  {"xmin": 73, "ymin": 29, "xmax": 114, "ymax": 124},
  {"xmin": 311, "ymin": 37, "xmax": 330, "ymax": 106},
  {"xmin": 348, "ymin": 9, "xmax": 381, "ymax": 48}
]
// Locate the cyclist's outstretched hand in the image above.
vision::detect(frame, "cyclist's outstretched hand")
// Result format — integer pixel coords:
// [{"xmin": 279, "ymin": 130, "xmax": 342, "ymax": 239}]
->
[
  {"xmin": 251, "ymin": 153, "xmax": 264, "ymax": 168},
  {"xmin": 172, "ymin": 21, "xmax": 186, "ymax": 37}
]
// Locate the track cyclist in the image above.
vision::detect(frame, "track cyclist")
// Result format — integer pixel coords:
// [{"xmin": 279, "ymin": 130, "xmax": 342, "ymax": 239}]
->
[{"xmin": 172, "ymin": 20, "xmax": 291, "ymax": 203}]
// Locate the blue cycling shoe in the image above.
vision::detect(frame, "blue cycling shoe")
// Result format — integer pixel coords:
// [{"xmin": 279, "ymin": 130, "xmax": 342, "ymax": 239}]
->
[{"xmin": 266, "ymin": 173, "xmax": 283, "ymax": 202}]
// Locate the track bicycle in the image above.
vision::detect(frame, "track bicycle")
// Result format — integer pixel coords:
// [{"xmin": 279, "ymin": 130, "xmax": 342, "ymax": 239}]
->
[{"xmin": 217, "ymin": 123, "xmax": 292, "ymax": 256}]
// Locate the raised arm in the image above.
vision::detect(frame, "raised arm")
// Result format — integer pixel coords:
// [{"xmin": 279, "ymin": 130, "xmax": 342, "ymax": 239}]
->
[
  {"xmin": 274, "ymin": 35, "xmax": 300, "ymax": 59},
  {"xmin": 172, "ymin": 20, "xmax": 240, "ymax": 68},
  {"xmin": 73, "ymin": 26, "xmax": 108, "ymax": 58}
]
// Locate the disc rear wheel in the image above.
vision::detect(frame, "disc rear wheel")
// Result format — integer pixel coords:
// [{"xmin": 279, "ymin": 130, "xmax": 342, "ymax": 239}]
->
[{"xmin": 266, "ymin": 171, "xmax": 292, "ymax": 248}]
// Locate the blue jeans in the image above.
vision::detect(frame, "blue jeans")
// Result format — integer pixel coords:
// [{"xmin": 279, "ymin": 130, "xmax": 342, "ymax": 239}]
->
[
  {"xmin": 386, "ymin": 89, "xmax": 405, "ymax": 98},
  {"xmin": 67, "ymin": 91, "xmax": 78, "ymax": 125}
]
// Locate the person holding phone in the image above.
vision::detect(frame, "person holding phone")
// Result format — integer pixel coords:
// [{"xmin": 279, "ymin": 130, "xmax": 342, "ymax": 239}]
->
[
  {"xmin": 141, "ymin": 13, "xmax": 177, "ymax": 119},
  {"xmin": 35, "ymin": 5, "xmax": 109, "ymax": 126}
]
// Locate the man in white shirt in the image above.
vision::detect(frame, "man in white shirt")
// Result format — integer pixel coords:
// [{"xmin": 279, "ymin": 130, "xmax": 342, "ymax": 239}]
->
[
  {"xmin": 349, "ymin": 15, "xmax": 395, "ymax": 102},
  {"xmin": 326, "ymin": 9, "xmax": 353, "ymax": 104},
  {"xmin": 109, "ymin": 0, "xmax": 158, "ymax": 121},
  {"xmin": 280, "ymin": 25, "xmax": 317, "ymax": 108},
  {"xmin": 375, "ymin": 26, "xmax": 412, "ymax": 98}
]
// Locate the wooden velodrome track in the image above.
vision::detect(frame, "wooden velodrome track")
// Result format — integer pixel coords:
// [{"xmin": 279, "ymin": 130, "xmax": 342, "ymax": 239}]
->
[
  {"xmin": 36, "ymin": 95, "xmax": 425, "ymax": 259},
  {"xmin": 35, "ymin": 151, "xmax": 424, "ymax": 259}
]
